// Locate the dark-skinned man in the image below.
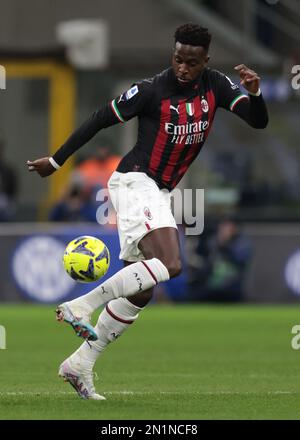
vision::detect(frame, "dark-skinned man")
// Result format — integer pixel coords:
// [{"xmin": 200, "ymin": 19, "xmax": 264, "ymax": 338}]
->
[{"xmin": 27, "ymin": 23, "xmax": 268, "ymax": 400}]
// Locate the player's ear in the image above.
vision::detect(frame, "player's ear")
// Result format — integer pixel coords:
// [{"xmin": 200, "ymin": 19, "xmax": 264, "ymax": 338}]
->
[{"xmin": 205, "ymin": 55, "xmax": 210, "ymax": 64}]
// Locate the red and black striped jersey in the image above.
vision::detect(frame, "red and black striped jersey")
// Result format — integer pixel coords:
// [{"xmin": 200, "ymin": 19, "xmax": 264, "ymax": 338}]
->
[{"xmin": 53, "ymin": 67, "xmax": 268, "ymax": 191}]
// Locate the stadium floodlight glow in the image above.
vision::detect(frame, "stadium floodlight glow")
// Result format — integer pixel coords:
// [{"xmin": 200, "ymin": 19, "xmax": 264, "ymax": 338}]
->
[{"xmin": 0, "ymin": 65, "xmax": 6, "ymax": 90}]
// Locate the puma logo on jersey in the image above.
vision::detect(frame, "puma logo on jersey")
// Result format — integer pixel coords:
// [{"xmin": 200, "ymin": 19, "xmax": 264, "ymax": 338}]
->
[{"xmin": 170, "ymin": 105, "xmax": 180, "ymax": 114}]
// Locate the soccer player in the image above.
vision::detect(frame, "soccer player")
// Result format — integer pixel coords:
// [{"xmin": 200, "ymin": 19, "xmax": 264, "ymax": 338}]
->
[{"xmin": 27, "ymin": 23, "xmax": 268, "ymax": 400}]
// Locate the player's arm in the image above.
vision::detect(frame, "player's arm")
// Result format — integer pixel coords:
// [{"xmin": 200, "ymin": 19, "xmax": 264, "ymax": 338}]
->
[
  {"xmin": 232, "ymin": 64, "xmax": 268, "ymax": 128},
  {"xmin": 27, "ymin": 83, "xmax": 152, "ymax": 177},
  {"xmin": 26, "ymin": 105, "xmax": 121, "ymax": 177},
  {"xmin": 216, "ymin": 66, "xmax": 268, "ymax": 129}
]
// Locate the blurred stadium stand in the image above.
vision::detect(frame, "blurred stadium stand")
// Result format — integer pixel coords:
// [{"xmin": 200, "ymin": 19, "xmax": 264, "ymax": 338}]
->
[{"xmin": 1, "ymin": 222, "xmax": 300, "ymax": 304}]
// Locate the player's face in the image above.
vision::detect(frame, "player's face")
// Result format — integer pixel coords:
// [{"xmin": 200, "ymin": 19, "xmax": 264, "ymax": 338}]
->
[{"xmin": 172, "ymin": 42, "xmax": 209, "ymax": 86}]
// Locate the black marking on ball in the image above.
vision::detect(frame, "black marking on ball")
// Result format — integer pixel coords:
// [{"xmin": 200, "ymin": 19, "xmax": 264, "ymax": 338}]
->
[
  {"xmin": 95, "ymin": 246, "xmax": 109, "ymax": 264},
  {"xmin": 70, "ymin": 267, "xmax": 86, "ymax": 281},
  {"xmin": 72, "ymin": 241, "xmax": 95, "ymax": 257},
  {"xmin": 79, "ymin": 258, "xmax": 95, "ymax": 280}
]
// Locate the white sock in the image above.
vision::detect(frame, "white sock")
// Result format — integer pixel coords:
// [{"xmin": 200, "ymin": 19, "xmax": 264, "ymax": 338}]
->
[
  {"xmin": 68, "ymin": 297, "xmax": 142, "ymax": 370},
  {"xmin": 69, "ymin": 257, "xmax": 169, "ymax": 312}
]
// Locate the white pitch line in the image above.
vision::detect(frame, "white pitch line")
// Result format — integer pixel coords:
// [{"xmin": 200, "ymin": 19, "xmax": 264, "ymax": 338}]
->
[{"xmin": 0, "ymin": 390, "xmax": 298, "ymax": 397}]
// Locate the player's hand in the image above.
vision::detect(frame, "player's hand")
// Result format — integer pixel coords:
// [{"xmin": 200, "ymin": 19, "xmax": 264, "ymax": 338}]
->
[
  {"xmin": 234, "ymin": 64, "xmax": 260, "ymax": 94},
  {"xmin": 26, "ymin": 157, "xmax": 56, "ymax": 177}
]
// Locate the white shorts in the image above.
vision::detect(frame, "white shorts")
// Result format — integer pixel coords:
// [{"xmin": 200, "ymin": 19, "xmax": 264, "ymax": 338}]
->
[{"xmin": 108, "ymin": 171, "xmax": 177, "ymax": 262}]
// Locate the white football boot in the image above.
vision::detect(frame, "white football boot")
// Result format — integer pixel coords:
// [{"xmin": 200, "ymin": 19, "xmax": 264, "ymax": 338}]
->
[
  {"xmin": 55, "ymin": 301, "xmax": 98, "ymax": 342},
  {"xmin": 58, "ymin": 357, "xmax": 105, "ymax": 400}
]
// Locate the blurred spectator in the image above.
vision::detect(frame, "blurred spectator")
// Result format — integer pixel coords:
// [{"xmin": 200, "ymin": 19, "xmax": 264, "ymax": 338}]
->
[
  {"xmin": 73, "ymin": 143, "xmax": 121, "ymax": 192},
  {"xmin": 239, "ymin": 179, "xmax": 274, "ymax": 207},
  {"xmin": 49, "ymin": 183, "xmax": 97, "ymax": 222},
  {"xmin": 0, "ymin": 138, "xmax": 18, "ymax": 221},
  {"xmin": 71, "ymin": 143, "xmax": 121, "ymax": 227},
  {"xmin": 187, "ymin": 218, "xmax": 252, "ymax": 302},
  {"xmin": 211, "ymin": 151, "xmax": 253, "ymax": 187},
  {"xmin": 50, "ymin": 143, "xmax": 121, "ymax": 225}
]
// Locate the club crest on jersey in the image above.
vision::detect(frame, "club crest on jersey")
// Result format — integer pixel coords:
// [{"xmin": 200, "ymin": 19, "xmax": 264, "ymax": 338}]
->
[
  {"xmin": 143, "ymin": 207, "xmax": 153, "ymax": 220},
  {"xmin": 186, "ymin": 103, "xmax": 194, "ymax": 116},
  {"xmin": 201, "ymin": 99, "xmax": 209, "ymax": 113}
]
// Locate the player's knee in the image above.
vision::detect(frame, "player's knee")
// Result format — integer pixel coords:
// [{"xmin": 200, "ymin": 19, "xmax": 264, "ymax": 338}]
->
[
  {"xmin": 142, "ymin": 252, "xmax": 182, "ymax": 279},
  {"xmin": 165, "ymin": 259, "xmax": 182, "ymax": 278}
]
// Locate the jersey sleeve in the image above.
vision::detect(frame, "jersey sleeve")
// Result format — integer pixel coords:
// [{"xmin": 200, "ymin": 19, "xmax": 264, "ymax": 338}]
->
[
  {"xmin": 52, "ymin": 104, "xmax": 119, "ymax": 166},
  {"xmin": 51, "ymin": 81, "xmax": 154, "ymax": 166},
  {"xmin": 215, "ymin": 71, "xmax": 249, "ymax": 112},
  {"xmin": 110, "ymin": 81, "xmax": 154, "ymax": 122},
  {"xmin": 214, "ymin": 70, "xmax": 268, "ymax": 129}
]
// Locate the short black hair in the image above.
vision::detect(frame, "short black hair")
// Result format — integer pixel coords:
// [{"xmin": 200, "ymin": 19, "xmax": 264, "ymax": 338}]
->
[{"xmin": 174, "ymin": 23, "xmax": 211, "ymax": 51}]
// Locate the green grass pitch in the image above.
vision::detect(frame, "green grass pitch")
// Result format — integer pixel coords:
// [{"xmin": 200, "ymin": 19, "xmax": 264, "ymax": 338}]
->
[{"xmin": 0, "ymin": 304, "xmax": 300, "ymax": 420}]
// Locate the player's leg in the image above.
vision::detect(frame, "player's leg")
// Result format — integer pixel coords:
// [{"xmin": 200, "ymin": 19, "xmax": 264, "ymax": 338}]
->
[
  {"xmin": 60, "ymin": 224, "xmax": 180, "ymax": 306},
  {"xmin": 57, "ymin": 172, "xmax": 180, "ymax": 398},
  {"xmin": 84, "ymin": 227, "xmax": 181, "ymax": 363},
  {"xmin": 85, "ymin": 227, "xmax": 182, "ymax": 360},
  {"xmin": 128, "ymin": 227, "xmax": 181, "ymax": 306},
  {"xmin": 58, "ymin": 296, "xmax": 142, "ymax": 400},
  {"xmin": 60, "ymin": 243, "xmax": 173, "ymax": 308},
  {"xmin": 58, "ymin": 227, "xmax": 181, "ymax": 398},
  {"xmin": 56, "ymin": 172, "xmax": 180, "ymax": 340},
  {"xmin": 122, "ymin": 261, "xmax": 154, "ymax": 307},
  {"xmin": 56, "ymin": 254, "xmax": 168, "ymax": 339},
  {"xmin": 79, "ymin": 260, "xmax": 154, "ymax": 356},
  {"xmin": 58, "ymin": 261, "xmax": 154, "ymax": 399},
  {"xmin": 56, "ymin": 227, "xmax": 179, "ymax": 339}
]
